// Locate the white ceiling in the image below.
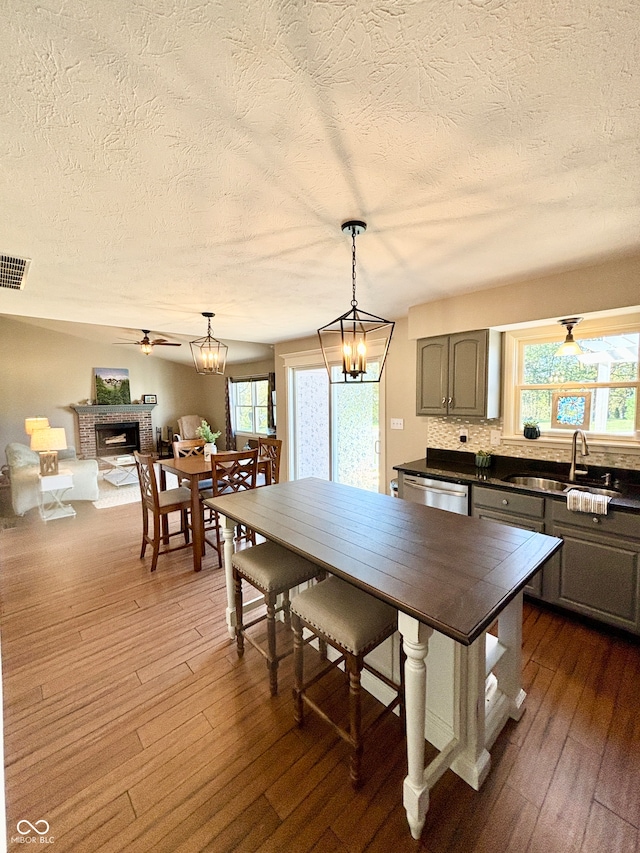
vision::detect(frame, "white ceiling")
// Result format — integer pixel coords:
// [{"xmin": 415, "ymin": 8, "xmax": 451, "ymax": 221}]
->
[{"xmin": 1, "ymin": 0, "xmax": 639, "ymax": 364}]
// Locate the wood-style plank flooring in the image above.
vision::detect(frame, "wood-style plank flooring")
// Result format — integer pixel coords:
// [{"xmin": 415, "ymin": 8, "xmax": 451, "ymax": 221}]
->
[{"xmin": 1, "ymin": 499, "xmax": 639, "ymax": 852}]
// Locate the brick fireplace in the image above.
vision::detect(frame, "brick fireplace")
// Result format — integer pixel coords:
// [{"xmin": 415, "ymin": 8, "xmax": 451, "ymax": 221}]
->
[{"xmin": 71, "ymin": 404, "xmax": 156, "ymax": 459}]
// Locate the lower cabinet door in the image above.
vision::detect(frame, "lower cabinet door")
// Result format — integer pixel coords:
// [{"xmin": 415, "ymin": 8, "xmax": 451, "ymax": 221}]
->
[{"xmin": 549, "ymin": 526, "xmax": 640, "ymax": 633}]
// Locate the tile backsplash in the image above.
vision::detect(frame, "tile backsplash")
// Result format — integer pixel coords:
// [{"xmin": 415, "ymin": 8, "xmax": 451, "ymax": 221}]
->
[{"xmin": 426, "ymin": 417, "xmax": 640, "ymax": 472}]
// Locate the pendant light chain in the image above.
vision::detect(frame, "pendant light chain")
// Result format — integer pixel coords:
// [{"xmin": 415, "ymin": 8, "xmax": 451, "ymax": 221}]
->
[{"xmin": 351, "ymin": 226, "xmax": 358, "ymax": 308}]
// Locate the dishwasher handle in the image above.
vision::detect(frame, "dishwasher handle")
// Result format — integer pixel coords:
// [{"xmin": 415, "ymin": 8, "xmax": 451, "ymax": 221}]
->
[{"xmin": 403, "ymin": 479, "xmax": 468, "ymax": 498}]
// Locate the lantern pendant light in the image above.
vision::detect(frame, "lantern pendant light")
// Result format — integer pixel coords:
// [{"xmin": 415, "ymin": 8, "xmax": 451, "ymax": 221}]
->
[
  {"xmin": 190, "ymin": 312, "xmax": 228, "ymax": 375},
  {"xmin": 317, "ymin": 220, "xmax": 394, "ymax": 384}
]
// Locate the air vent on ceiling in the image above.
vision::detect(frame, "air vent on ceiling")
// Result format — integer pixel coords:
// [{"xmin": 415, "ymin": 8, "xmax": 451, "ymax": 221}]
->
[{"xmin": 0, "ymin": 255, "xmax": 31, "ymax": 290}]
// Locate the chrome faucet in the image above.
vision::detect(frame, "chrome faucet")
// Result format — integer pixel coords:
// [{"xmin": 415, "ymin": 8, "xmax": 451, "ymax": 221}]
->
[{"xmin": 569, "ymin": 429, "xmax": 589, "ymax": 481}]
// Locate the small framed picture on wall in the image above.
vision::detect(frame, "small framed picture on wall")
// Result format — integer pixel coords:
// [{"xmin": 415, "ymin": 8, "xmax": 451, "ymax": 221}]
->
[{"xmin": 143, "ymin": 394, "xmax": 158, "ymax": 404}]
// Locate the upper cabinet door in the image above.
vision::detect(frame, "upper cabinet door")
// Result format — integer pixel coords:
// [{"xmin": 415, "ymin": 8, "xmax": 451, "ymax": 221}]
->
[
  {"xmin": 417, "ymin": 329, "xmax": 501, "ymax": 418},
  {"xmin": 416, "ymin": 335, "xmax": 448, "ymax": 415},
  {"xmin": 449, "ymin": 331, "xmax": 487, "ymax": 417}
]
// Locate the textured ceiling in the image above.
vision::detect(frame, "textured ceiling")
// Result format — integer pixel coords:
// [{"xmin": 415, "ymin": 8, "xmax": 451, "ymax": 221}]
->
[{"xmin": 1, "ymin": 0, "xmax": 639, "ymax": 362}]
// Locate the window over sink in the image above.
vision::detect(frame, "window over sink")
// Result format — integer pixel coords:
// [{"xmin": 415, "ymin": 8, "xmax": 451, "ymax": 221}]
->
[{"xmin": 504, "ymin": 317, "xmax": 640, "ymax": 441}]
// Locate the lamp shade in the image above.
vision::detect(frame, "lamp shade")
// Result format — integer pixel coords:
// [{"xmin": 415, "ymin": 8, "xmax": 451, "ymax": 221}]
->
[
  {"xmin": 30, "ymin": 427, "xmax": 67, "ymax": 452},
  {"xmin": 25, "ymin": 417, "xmax": 49, "ymax": 435},
  {"xmin": 555, "ymin": 318, "xmax": 583, "ymax": 356}
]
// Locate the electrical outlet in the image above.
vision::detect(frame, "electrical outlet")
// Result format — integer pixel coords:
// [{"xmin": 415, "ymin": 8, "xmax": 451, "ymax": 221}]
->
[
  {"xmin": 390, "ymin": 418, "xmax": 404, "ymax": 430},
  {"xmin": 490, "ymin": 430, "xmax": 502, "ymax": 446},
  {"xmin": 459, "ymin": 428, "xmax": 468, "ymax": 443}
]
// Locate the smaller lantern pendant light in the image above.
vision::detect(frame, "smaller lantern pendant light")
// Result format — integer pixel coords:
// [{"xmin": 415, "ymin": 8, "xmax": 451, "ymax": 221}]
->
[
  {"xmin": 190, "ymin": 312, "xmax": 228, "ymax": 375},
  {"xmin": 317, "ymin": 220, "xmax": 394, "ymax": 384}
]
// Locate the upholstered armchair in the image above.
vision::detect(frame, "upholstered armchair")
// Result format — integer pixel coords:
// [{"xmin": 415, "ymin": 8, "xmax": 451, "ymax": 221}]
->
[
  {"xmin": 176, "ymin": 415, "xmax": 205, "ymax": 440},
  {"xmin": 5, "ymin": 443, "xmax": 99, "ymax": 516}
]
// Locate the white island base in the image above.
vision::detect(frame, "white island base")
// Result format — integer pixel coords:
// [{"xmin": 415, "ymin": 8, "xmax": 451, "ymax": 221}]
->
[{"xmin": 219, "ymin": 520, "xmax": 526, "ymax": 840}]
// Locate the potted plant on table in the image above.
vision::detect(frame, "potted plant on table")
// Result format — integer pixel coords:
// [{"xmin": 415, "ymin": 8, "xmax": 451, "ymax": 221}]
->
[
  {"xmin": 523, "ymin": 420, "xmax": 541, "ymax": 440},
  {"xmin": 195, "ymin": 420, "xmax": 221, "ymax": 460}
]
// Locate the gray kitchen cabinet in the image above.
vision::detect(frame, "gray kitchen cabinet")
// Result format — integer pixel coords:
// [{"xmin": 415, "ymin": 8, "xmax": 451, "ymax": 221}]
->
[
  {"xmin": 472, "ymin": 486, "xmax": 546, "ymax": 597},
  {"xmin": 416, "ymin": 329, "xmax": 501, "ymax": 418},
  {"xmin": 547, "ymin": 503, "xmax": 640, "ymax": 634}
]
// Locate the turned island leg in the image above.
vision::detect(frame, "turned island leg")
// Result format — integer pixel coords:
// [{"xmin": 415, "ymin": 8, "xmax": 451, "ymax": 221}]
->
[{"xmin": 398, "ymin": 611, "xmax": 433, "ymax": 840}]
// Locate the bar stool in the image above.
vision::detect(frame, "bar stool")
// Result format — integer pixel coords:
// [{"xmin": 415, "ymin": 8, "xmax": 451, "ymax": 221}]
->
[
  {"xmin": 232, "ymin": 541, "xmax": 321, "ymax": 696},
  {"xmin": 290, "ymin": 575, "xmax": 402, "ymax": 789}
]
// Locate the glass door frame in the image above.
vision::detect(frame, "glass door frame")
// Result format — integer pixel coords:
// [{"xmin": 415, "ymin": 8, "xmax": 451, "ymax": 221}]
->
[{"xmin": 283, "ymin": 343, "xmax": 388, "ymax": 492}]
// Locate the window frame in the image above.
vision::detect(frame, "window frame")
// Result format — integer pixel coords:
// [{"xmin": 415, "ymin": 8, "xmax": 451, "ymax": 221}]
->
[
  {"xmin": 502, "ymin": 315, "xmax": 640, "ymax": 447},
  {"xmin": 230, "ymin": 376, "xmax": 270, "ymax": 437}
]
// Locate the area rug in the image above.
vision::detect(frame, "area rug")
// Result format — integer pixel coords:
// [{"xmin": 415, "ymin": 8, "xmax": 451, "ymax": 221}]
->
[
  {"xmin": 92, "ymin": 470, "xmax": 180, "ymax": 509},
  {"xmin": 92, "ymin": 480, "xmax": 141, "ymax": 509}
]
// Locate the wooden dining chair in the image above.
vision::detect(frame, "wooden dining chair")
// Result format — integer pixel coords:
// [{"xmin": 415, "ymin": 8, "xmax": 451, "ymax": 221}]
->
[
  {"xmin": 257, "ymin": 436, "xmax": 282, "ymax": 485},
  {"xmin": 200, "ymin": 448, "xmax": 259, "ymax": 561},
  {"xmin": 173, "ymin": 438, "xmax": 206, "ymax": 458},
  {"xmin": 134, "ymin": 451, "xmax": 193, "ymax": 572}
]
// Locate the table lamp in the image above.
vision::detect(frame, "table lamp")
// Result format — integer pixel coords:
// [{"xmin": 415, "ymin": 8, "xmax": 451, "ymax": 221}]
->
[
  {"xmin": 30, "ymin": 427, "xmax": 67, "ymax": 476},
  {"xmin": 25, "ymin": 417, "xmax": 50, "ymax": 435}
]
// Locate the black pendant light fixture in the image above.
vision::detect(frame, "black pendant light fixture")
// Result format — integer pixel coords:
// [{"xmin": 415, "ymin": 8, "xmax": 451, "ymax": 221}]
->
[
  {"xmin": 317, "ymin": 220, "xmax": 394, "ymax": 384},
  {"xmin": 555, "ymin": 317, "xmax": 583, "ymax": 356},
  {"xmin": 190, "ymin": 312, "xmax": 228, "ymax": 375}
]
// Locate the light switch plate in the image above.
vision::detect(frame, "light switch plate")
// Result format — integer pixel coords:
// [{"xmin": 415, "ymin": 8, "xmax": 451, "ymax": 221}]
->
[
  {"xmin": 390, "ymin": 418, "xmax": 404, "ymax": 430},
  {"xmin": 490, "ymin": 430, "xmax": 502, "ymax": 446}
]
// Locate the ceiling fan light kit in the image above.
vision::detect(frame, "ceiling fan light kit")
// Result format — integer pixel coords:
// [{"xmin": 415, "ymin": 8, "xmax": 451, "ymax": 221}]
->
[
  {"xmin": 114, "ymin": 330, "xmax": 182, "ymax": 355},
  {"xmin": 317, "ymin": 220, "xmax": 394, "ymax": 384},
  {"xmin": 190, "ymin": 312, "xmax": 228, "ymax": 375}
]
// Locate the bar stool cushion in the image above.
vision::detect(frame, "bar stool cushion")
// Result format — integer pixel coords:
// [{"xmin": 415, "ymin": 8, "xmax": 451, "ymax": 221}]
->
[
  {"xmin": 291, "ymin": 575, "xmax": 396, "ymax": 655},
  {"xmin": 232, "ymin": 541, "xmax": 319, "ymax": 592}
]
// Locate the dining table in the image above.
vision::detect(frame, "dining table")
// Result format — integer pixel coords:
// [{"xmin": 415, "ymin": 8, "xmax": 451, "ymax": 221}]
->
[
  {"xmin": 204, "ymin": 476, "xmax": 563, "ymax": 839},
  {"xmin": 158, "ymin": 451, "xmax": 272, "ymax": 572}
]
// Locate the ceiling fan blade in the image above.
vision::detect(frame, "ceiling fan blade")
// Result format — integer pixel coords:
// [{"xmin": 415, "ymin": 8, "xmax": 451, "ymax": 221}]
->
[{"xmin": 152, "ymin": 341, "xmax": 182, "ymax": 347}]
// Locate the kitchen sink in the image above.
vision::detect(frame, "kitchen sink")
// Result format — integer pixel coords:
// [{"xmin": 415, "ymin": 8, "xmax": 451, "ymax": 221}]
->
[
  {"xmin": 569, "ymin": 485, "xmax": 620, "ymax": 498},
  {"xmin": 503, "ymin": 475, "xmax": 568, "ymax": 492},
  {"xmin": 502, "ymin": 474, "xmax": 619, "ymax": 497}
]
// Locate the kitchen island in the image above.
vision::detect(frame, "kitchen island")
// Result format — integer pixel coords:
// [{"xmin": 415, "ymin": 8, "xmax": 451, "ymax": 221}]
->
[{"xmin": 205, "ymin": 477, "xmax": 562, "ymax": 839}]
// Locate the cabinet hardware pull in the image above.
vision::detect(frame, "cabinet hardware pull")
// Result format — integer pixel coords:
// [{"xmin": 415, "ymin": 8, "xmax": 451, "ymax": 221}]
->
[
  {"xmin": 592, "ymin": 517, "xmax": 600, "ymax": 523},
  {"xmin": 448, "ymin": 397, "xmax": 453, "ymax": 406},
  {"xmin": 502, "ymin": 499, "xmax": 508, "ymax": 505},
  {"xmin": 442, "ymin": 397, "xmax": 446, "ymax": 406}
]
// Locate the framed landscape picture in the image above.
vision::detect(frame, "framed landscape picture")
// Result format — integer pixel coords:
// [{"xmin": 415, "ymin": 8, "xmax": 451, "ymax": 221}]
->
[{"xmin": 94, "ymin": 368, "xmax": 131, "ymax": 405}]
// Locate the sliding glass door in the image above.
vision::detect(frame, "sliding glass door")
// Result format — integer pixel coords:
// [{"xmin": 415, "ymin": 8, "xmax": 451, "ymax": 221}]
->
[{"xmin": 290, "ymin": 361, "xmax": 381, "ymax": 492}]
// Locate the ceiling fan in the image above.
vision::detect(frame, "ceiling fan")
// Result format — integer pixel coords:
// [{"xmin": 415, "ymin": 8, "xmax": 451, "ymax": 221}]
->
[{"xmin": 114, "ymin": 330, "xmax": 182, "ymax": 355}]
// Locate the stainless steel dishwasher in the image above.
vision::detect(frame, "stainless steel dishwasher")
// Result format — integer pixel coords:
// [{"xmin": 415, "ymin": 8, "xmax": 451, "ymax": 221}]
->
[{"xmin": 399, "ymin": 473, "xmax": 469, "ymax": 515}]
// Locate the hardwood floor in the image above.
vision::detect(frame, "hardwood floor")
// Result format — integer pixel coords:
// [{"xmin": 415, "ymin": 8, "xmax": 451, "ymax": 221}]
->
[{"xmin": 1, "ymin": 500, "xmax": 639, "ymax": 852}]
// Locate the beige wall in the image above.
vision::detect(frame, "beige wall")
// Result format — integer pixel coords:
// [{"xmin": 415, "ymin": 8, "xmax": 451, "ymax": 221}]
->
[
  {"xmin": 408, "ymin": 251, "xmax": 640, "ymax": 339},
  {"xmin": 275, "ymin": 252, "xmax": 640, "ymax": 488},
  {"xmin": 0, "ymin": 315, "xmax": 228, "ymax": 455}
]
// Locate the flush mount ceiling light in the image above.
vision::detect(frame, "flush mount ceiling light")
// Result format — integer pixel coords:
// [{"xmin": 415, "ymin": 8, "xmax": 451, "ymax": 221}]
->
[
  {"xmin": 190, "ymin": 312, "xmax": 228, "ymax": 375},
  {"xmin": 556, "ymin": 317, "xmax": 583, "ymax": 356},
  {"xmin": 317, "ymin": 220, "xmax": 394, "ymax": 384}
]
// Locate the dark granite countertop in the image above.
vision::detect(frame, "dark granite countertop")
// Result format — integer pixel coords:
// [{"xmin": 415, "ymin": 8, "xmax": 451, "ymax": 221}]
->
[{"xmin": 394, "ymin": 449, "xmax": 640, "ymax": 513}]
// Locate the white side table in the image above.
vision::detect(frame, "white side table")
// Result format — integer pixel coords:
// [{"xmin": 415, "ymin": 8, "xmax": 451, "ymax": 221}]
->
[{"xmin": 38, "ymin": 470, "xmax": 76, "ymax": 521}]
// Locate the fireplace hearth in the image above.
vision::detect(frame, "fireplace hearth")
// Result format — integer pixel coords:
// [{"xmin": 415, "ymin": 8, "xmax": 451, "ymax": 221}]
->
[{"xmin": 95, "ymin": 422, "xmax": 140, "ymax": 457}]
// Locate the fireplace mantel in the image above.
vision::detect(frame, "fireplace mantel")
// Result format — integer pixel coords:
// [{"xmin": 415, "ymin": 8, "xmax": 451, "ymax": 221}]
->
[
  {"xmin": 71, "ymin": 404, "xmax": 156, "ymax": 459},
  {"xmin": 71, "ymin": 404, "xmax": 156, "ymax": 415}
]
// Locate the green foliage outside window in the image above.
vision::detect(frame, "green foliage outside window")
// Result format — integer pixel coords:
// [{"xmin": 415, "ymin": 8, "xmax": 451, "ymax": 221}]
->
[{"xmin": 519, "ymin": 332, "xmax": 639, "ymax": 435}]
